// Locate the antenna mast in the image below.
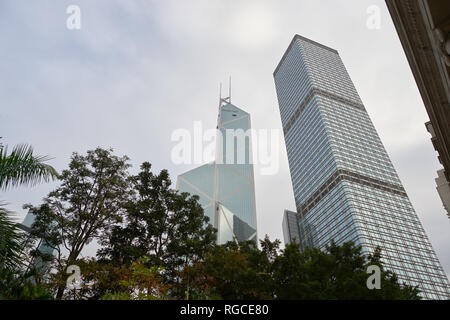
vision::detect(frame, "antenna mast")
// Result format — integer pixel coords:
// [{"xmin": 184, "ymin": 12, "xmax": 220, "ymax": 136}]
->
[
  {"xmin": 229, "ymin": 76, "xmax": 232, "ymax": 104},
  {"xmin": 219, "ymin": 76, "xmax": 232, "ymax": 107}
]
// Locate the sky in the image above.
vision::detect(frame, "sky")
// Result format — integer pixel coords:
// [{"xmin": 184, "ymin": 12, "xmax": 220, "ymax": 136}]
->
[{"xmin": 1, "ymin": 0, "xmax": 449, "ymax": 279}]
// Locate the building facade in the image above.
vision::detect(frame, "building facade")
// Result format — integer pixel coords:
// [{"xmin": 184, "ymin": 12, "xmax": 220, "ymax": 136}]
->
[
  {"xmin": 274, "ymin": 34, "xmax": 450, "ymax": 299},
  {"xmin": 386, "ymin": 0, "xmax": 450, "ymax": 219},
  {"xmin": 18, "ymin": 211, "xmax": 55, "ymax": 274},
  {"xmin": 177, "ymin": 101, "xmax": 258, "ymax": 245},
  {"xmin": 282, "ymin": 210, "xmax": 301, "ymax": 245}
]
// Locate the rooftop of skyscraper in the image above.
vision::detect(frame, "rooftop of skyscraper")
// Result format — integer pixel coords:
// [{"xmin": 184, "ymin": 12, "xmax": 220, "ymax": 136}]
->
[{"xmin": 273, "ymin": 34, "xmax": 339, "ymax": 75}]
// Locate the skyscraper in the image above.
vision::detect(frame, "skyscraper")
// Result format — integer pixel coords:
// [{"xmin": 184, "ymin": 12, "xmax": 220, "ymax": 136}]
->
[
  {"xmin": 18, "ymin": 211, "xmax": 55, "ymax": 274},
  {"xmin": 274, "ymin": 34, "xmax": 450, "ymax": 299},
  {"xmin": 282, "ymin": 210, "xmax": 301, "ymax": 245},
  {"xmin": 177, "ymin": 97, "xmax": 258, "ymax": 245}
]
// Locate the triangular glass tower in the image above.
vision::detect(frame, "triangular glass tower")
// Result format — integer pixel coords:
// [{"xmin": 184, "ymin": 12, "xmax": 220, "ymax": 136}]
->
[{"xmin": 177, "ymin": 100, "xmax": 257, "ymax": 245}]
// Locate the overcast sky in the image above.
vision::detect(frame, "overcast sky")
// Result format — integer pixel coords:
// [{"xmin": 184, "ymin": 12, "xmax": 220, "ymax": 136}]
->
[{"xmin": 1, "ymin": 0, "xmax": 449, "ymax": 279}]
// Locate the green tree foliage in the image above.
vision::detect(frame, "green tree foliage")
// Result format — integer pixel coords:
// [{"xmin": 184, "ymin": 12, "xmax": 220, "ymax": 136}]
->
[
  {"xmin": 27, "ymin": 148, "xmax": 131, "ymax": 299},
  {"xmin": 0, "ymin": 206, "xmax": 23, "ymax": 272},
  {"xmin": 0, "ymin": 267, "xmax": 53, "ymax": 300},
  {"xmin": 62, "ymin": 257, "xmax": 168, "ymax": 300},
  {"xmin": 272, "ymin": 240, "xmax": 420, "ymax": 300},
  {"xmin": 102, "ymin": 258, "xmax": 169, "ymax": 300},
  {"xmin": 179, "ymin": 240, "xmax": 275, "ymax": 300},
  {"xmin": 0, "ymin": 141, "xmax": 57, "ymax": 271},
  {"xmin": 98, "ymin": 162, "xmax": 217, "ymax": 283},
  {"xmin": 181, "ymin": 238, "xmax": 420, "ymax": 300},
  {"xmin": 0, "ymin": 143, "xmax": 58, "ymax": 191},
  {"xmin": 0, "ymin": 139, "xmax": 56, "ymax": 300}
]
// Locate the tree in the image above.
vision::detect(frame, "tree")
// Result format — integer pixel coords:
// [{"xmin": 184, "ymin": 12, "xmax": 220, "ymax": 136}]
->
[
  {"xmin": 179, "ymin": 239, "xmax": 278, "ymax": 300},
  {"xmin": 0, "ymin": 206, "xmax": 23, "ymax": 272},
  {"xmin": 272, "ymin": 240, "xmax": 421, "ymax": 300},
  {"xmin": 181, "ymin": 238, "xmax": 420, "ymax": 300},
  {"xmin": 0, "ymin": 140, "xmax": 57, "ymax": 300},
  {"xmin": 0, "ymin": 266, "xmax": 53, "ymax": 300},
  {"xmin": 98, "ymin": 162, "xmax": 217, "ymax": 286},
  {"xmin": 60, "ymin": 257, "xmax": 169, "ymax": 300},
  {"xmin": 27, "ymin": 148, "xmax": 131, "ymax": 299},
  {"xmin": 0, "ymin": 141, "xmax": 58, "ymax": 271},
  {"xmin": 102, "ymin": 258, "xmax": 169, "ymax": 300},
  {"xmin": 0, "ymin": 143, "xmax": 58, "ymax": 191},
  {"xmin": 61, "ymin": 257, "xmax": 131, "ymax": 300}
]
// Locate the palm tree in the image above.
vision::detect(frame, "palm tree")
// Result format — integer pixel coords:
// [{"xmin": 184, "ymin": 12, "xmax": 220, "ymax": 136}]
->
[
  {"xmin": 0, "ymin": 140, "xmax": 58, "ymax": 273},
  {"xmin": 0, "ymin": 143, "xmax": 58, "ymax": 190},
  {"xmin": 0, "ymin": 205, "xmax": 23, "ymax": 271}
]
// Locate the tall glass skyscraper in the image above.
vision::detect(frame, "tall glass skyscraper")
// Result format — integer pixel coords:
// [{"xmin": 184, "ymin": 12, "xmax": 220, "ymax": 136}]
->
[
  {"xmin": 274, "ymin": 34, "xmax": 450, "ymax": 299},
  {"xmin": 177, "ymin": 100, "xmax": 258, "ymax": 245}
]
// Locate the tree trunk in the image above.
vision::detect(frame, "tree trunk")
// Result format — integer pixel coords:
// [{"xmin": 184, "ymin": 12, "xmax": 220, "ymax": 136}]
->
[{"xmin": 56, "ymin": 284, "xmax": 66, "ymax": 300}]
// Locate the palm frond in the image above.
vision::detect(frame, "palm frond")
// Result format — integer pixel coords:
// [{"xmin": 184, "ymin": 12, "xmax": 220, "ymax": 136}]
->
[
  {"xmin": 0, "ymin": 205, "xmax": 24, "ymax": 271},
  {"xmin": 0, "ymin": 144, "xmax": 58, "ymax": 191}
]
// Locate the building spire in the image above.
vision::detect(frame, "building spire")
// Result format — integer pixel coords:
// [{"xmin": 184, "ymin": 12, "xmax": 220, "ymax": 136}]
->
[
  {"xmin": 219, "ymin": 76, "xmax": 232, "ymax": 107},
  {"xmin": 229, "ymin": 76, "xmax": 232, "ymax": 104}
]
